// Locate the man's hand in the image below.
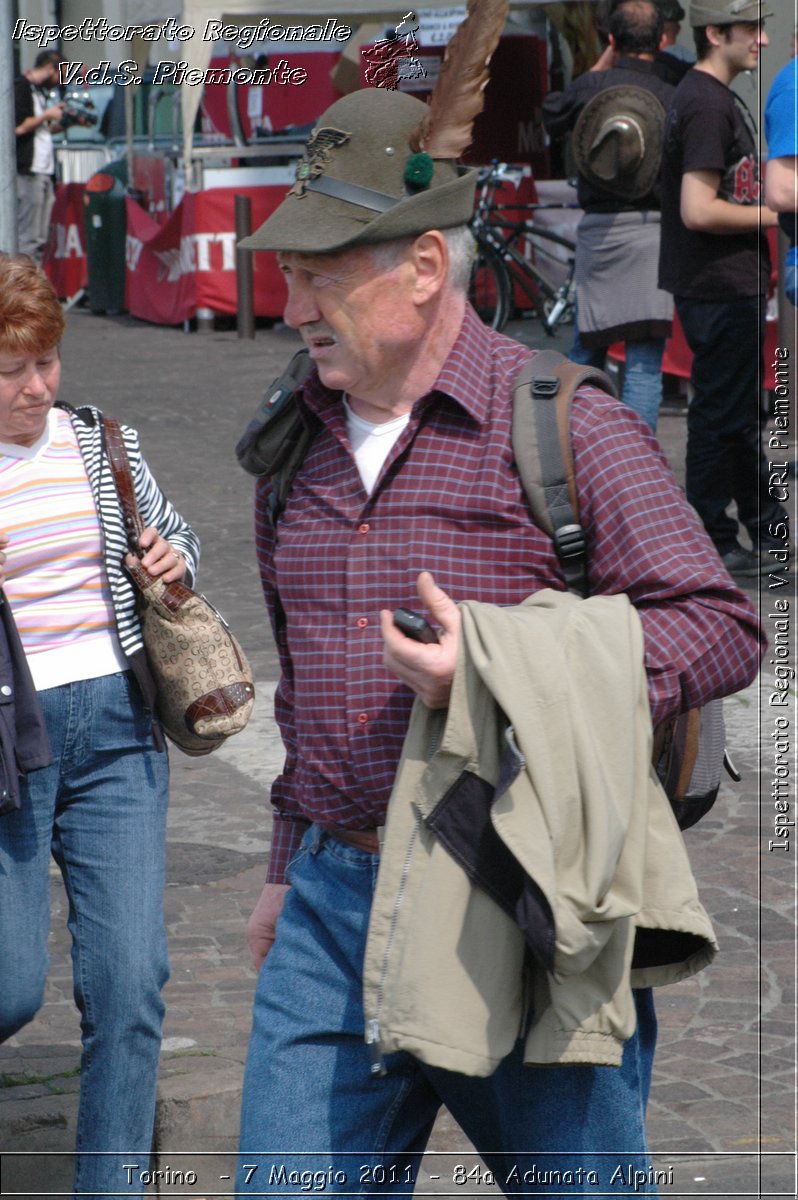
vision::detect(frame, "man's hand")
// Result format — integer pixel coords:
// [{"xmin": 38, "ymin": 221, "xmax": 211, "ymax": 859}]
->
[
  {"xmin": 43, "ymin": 101, "xmax": 65, "ymax": 126},
  {"xmin": 380, "ymin": 571, "xmax": 460, "ymax": 709},
  {"xmin": 246, "ymin": 882, "xmax": 290, "ymax": 970},
  {"xmin": 590, "ymin": 43, "xmax": 617, "ymax": 72}
]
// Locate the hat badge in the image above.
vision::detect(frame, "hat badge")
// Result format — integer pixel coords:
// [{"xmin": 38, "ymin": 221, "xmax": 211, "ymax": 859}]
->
[{"xmin": 290, "ymin": 127, "xmax": 352, "ymax": 198}]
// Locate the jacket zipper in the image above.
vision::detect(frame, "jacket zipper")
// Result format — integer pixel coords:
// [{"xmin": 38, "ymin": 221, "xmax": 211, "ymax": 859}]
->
[
  {"xmin": 367, "ymin": 709, "xmax": 446, "ymax": 1075},
  {"xmin": 367, "ymin": 812, "xmax": 421, "ymax": 1077}
]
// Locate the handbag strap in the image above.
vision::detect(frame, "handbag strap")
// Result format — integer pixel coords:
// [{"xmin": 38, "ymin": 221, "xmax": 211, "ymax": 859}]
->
[{"xmin": 103, "ymin": 416, "xmax": 145, "ymax": 554}]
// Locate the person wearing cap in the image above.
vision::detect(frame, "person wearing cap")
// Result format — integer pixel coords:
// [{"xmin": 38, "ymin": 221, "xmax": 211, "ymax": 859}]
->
[
  {"xmin": 658, "ymin": 0, "xmax": 787, "ymax": 578},
  {"xmin": 542, "ymin": 0, "xmax": 675, "ymax": 432},
  {"xmin": 14, "ymin": 50, "xmax": 65, "ymax": 262},
  {"xmin": 232, "ymin": 71, "xmax": 764, "ymax": 1194}
]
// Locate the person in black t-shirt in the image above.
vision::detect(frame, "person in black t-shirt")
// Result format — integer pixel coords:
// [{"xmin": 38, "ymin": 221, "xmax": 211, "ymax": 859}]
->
[{"xmin": 658, "ymin": 0, "xmax": 787, "ymax": 579}]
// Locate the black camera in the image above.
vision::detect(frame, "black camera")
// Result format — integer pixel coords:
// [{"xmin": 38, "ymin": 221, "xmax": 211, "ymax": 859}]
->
[{"xmin": 61, "ymin": 89, "xmax": 98, "ymax": 129}]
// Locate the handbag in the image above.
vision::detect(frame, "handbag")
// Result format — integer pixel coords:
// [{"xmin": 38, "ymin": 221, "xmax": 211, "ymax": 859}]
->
[{"xmin": 103, "ymin": 416, "xmax": 255, "ymax": 756}]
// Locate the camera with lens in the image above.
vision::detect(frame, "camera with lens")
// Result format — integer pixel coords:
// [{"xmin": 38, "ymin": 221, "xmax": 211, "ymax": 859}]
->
[{"xmin": 60, "ymin": 89, "xmax": 98, "ymax": 129}]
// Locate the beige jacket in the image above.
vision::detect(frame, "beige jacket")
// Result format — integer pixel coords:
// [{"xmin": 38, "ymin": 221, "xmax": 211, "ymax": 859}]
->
[{"xmin": 363, "ymin": 590, "xmax": 717, "ymax": 1076}]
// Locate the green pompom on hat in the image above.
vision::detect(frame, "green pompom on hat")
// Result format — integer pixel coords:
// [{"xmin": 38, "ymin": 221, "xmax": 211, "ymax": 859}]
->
[{"xmin": 404, "ymin": 151, "xmax": 435, "ymax": 192}]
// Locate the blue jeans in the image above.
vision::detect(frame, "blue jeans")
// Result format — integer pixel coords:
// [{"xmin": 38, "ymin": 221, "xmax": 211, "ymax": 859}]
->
[
  {"xmin": 0, "ymin": 672, "xmax": 170, "ymax": 1200},
  {"xmin": 570, "ymin": 324, "xmax": 665, "ymax": 434},
  {"xmin": 238, "ymin": 828, "xmax": 658, "ymax": 1197}
]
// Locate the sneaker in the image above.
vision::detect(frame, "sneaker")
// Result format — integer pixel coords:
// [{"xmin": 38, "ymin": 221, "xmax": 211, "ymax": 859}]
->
[{"xmin": 720, "ymin": 547, "xmax": 771, "ymax": 577}]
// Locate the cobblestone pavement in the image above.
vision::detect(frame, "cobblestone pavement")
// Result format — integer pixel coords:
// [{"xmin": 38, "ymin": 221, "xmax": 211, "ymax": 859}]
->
[{"xmin": 0, "ymin": 307, "xmax": 794, "ymax": 1200}]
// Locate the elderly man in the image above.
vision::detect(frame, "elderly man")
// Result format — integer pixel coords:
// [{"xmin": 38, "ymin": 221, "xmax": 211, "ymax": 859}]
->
[
  {"xmin": 235, "ymin": 83, "xmax": 763, "ymax": 1197},
  {"xmin": 543, "ymin": 0, "xmax": 675, "ymax": 431}
]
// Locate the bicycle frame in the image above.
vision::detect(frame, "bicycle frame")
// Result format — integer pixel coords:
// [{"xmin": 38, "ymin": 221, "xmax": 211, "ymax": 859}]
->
[{"xmin": 469, "ymin": 163, "xmax": 578, "ymax": 333}]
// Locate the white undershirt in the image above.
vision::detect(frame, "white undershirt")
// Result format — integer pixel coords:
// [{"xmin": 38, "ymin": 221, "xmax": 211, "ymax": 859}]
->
[
  {"xmin": 31, "ymin": 87, "xmax": 54, "ymax": 176},
  {"xmin": 344, "ymin": 400, "xmax": 410, "ymax": 495}
]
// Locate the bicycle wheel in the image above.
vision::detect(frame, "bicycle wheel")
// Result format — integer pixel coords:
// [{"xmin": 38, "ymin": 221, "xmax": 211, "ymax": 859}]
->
[{"xmin": 468, "ymin": 242, "xmax": 512, "ymax": 332}]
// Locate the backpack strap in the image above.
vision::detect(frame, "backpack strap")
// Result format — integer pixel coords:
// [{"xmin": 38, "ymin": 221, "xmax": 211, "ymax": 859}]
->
[{"xmin": 511, "ymin": 349, "xmax": 615, "ymax": 597}]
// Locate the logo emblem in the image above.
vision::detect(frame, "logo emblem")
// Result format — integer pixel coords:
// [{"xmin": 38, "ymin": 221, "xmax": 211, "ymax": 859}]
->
[{"xmin": 290, "ymin": 128, "xmax": 351, "ymax": 197}]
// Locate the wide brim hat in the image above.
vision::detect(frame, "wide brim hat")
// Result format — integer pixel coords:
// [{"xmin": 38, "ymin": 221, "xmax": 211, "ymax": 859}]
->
[
  {"xmin": 690, "ymin": 0, "xmax": 773, "ymax": 27},
  {"xmin": 240, "ymin": 89, "xmax": 478, "ymax": 254},
  {"xmin": 572, "ymin": 85, "xmax": 666, "ymax": 202}
]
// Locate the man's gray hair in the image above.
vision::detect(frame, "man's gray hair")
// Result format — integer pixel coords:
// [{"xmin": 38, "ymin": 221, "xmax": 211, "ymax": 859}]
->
[
  {"xmin": 443, "ymin": 225, "xmax": 476, "ymax": 293},
  {"xmin": 368, "ymin": 225, "xmax": 474, "ymax": 295}
]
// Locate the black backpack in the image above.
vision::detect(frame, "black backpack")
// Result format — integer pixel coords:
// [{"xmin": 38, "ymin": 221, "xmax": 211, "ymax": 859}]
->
[{"xmin": 236, "ymin": 348, "xmax": 735, "ymax": 829}]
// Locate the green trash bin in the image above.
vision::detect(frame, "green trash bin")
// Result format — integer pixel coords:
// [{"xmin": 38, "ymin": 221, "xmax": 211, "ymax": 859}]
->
[{"xmin": 83, "ymin": 160, "xmax": 128, "ymax": 314}]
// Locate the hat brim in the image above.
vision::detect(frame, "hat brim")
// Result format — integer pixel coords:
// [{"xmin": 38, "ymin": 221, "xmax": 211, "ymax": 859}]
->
[
  {"xmin": 240, "ymin": 168, "xmax": 478, "ymax": 255},
  {"xmin": 572, "ymin": 85, "xmax": 665, "ymax": 202}
]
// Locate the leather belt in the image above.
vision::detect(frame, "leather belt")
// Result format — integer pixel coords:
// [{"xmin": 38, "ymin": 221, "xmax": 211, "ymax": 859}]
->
[{"xmin": 321, "ymin": 824, "xmax": 382, "ymax": 855}]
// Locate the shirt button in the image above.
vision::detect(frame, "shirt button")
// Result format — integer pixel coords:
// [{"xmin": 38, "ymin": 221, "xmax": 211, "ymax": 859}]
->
[
  {"xmin": 356, "ymin": 617, "xmax": 368, "ymax": 629},
  {"xmin": 0, "ymin": 686, "xmax": 11, "ymax": 697},
  {"xmin": 357, "ymin": 712, "xmax": 369, "ymax": 725},
  {"xmin": 358, "ymin": 523, "xmax": 370, "ymax": 535}
]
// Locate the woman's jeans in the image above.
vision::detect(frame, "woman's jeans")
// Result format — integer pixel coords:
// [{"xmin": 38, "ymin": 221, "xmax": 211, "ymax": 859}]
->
[
  {"xmin": 570, "ymin": 324, "xmax": 665, "ymax": 435},
  {"xmin": 0, "ymin": 672, "xmax": 170, "ymax": 1200},
  {"xmin": 238, "ymin": 827, "xmax": 659, "ymax": 1197}
]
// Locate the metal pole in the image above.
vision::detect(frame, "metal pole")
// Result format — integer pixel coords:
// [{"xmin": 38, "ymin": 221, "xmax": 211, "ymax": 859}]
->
[
  {"xmin": 0, "ymin": 0, "xmax": 19, "ymax": 253},
  {"xmin": 235, "ymin": 194, "xmax": 255, "ymax": 340}
]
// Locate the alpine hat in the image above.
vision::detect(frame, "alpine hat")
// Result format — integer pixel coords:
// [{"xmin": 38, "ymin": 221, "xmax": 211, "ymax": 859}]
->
[
  {"xmin": 240, "ymin": 88, "xmax": 478, "ymax": 255},
  {"xmin": 572, "ymin": 85, "xmax": 666, "ymax": 202}
]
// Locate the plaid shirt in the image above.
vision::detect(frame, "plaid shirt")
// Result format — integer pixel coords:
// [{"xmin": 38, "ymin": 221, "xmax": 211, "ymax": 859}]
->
[{"xmin": 255, "ymin": 305, "xmax": 764, "ymax": 882}]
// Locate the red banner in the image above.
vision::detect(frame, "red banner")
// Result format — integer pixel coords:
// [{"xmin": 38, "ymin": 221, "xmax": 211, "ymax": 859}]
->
[
  {"xmin": 126, "ymin": 196, "xmax": 198, "ymax": 325},
  {"xmin": 43, "ymin": 183, "xmax": 88, "ymax": 299},
  {"xmin": 125, "ymin": 187, "xmax": 288, "ymax": 325}
]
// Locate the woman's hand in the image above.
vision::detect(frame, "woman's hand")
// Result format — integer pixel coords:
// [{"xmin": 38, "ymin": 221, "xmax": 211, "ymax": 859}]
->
[{"xmin": 125, "ymin": 526, "xmax": 188, "ymax": 584}]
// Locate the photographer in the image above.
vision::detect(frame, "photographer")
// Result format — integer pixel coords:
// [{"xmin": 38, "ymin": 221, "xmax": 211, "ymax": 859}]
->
[{"xmin": 15, "ymin": 50, "xmax": 65, "ymax": 263}]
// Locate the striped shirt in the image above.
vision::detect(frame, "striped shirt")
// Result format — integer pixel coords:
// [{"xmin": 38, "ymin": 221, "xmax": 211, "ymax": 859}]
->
[
  {"xmin": 0, "ymin": 409, "xmax": 126, "ymax": 688},
  {"xmin": 255, "ymin": 305, "xmax": 764, "ymax": 882},
  {"xmin": 1, "ymin": 403, "xmax": 200, "ymax": 686}
]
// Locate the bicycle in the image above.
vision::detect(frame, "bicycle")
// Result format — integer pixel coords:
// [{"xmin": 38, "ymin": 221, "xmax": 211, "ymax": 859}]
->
[{"xmin": 468, "ymin": 163, "xmax": 579, "ymax": 335}]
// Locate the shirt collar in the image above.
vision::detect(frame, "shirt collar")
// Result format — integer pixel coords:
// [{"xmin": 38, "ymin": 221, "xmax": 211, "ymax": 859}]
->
[
  {"xmin": 429, "ymin": 302, "xmax": 498, "ymax": 427},
  {"xmin": 300, "ymin": 303, "xmax": 497, "ymax": 431}
]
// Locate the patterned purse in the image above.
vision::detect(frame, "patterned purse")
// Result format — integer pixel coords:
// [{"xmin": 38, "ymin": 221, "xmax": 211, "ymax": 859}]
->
[{"xmin": 104, "ymin": 417, "xmax": 255, "ymax": 756}]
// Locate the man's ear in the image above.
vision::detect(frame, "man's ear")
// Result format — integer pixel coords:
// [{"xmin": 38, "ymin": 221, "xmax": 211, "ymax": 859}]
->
[{"xmin": 408, "ymin": 231, "xmax": 449, "ymax": 305}]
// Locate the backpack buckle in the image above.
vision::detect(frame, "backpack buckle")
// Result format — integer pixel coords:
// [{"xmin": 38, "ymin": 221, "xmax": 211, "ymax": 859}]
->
[
  {"xmin": 553, "ymin": 523, "xmax": 586, "ymax": 562},
  {"xmin": 531, "ymin": 375, "xmax": 561, "ymax": 398}
]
